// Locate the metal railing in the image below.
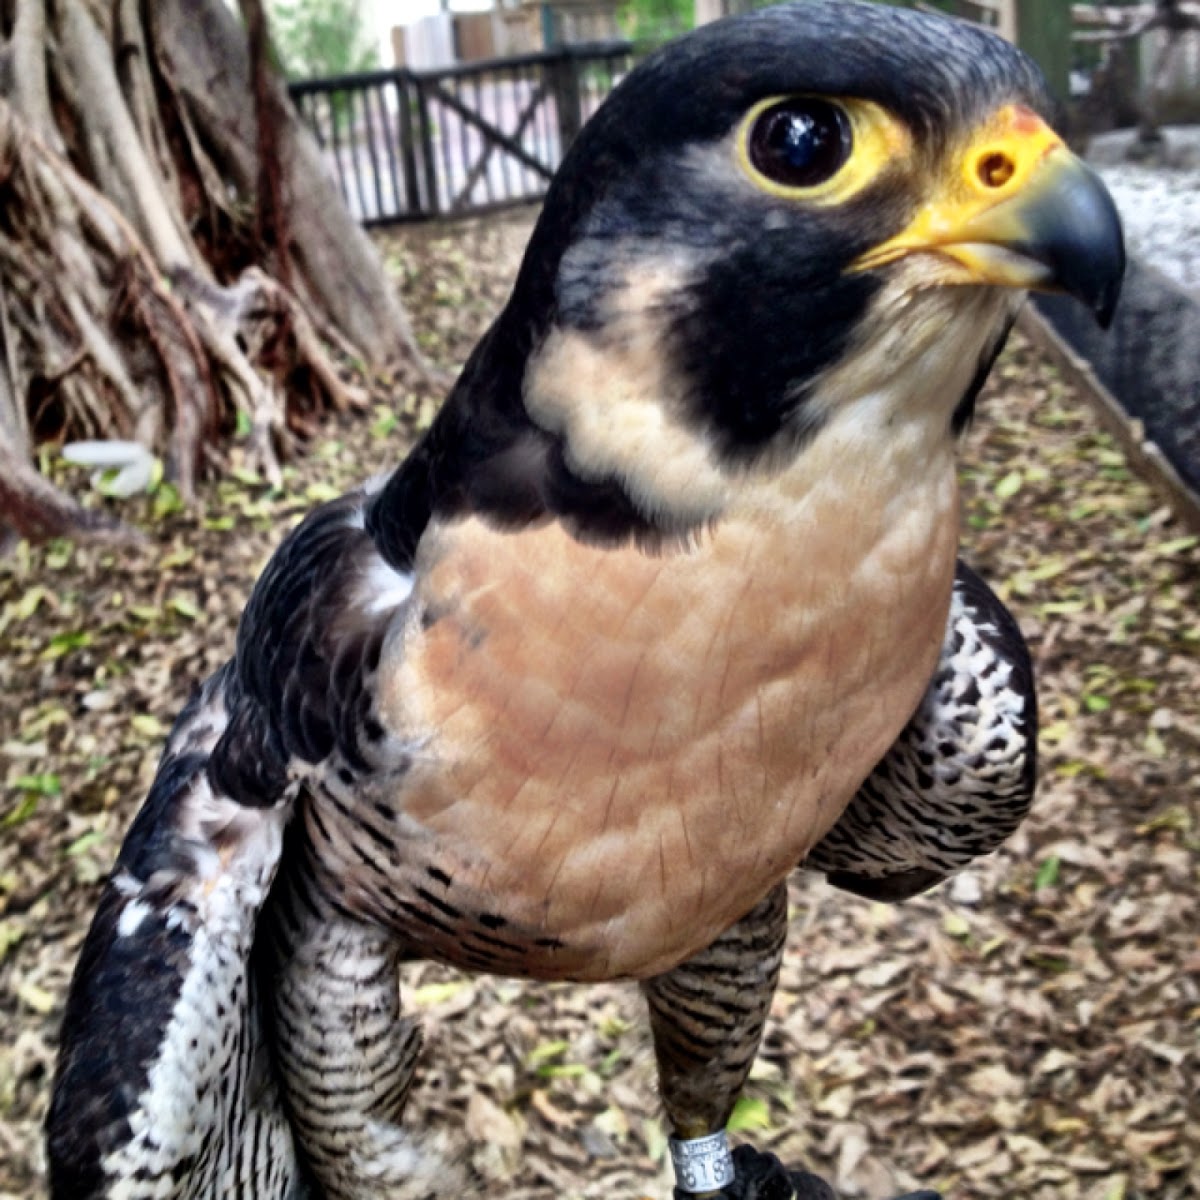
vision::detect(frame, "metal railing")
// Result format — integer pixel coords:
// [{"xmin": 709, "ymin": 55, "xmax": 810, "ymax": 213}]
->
[{"xmin": 289, "ymin": 41, "xmax": 634, "ymax": 225}]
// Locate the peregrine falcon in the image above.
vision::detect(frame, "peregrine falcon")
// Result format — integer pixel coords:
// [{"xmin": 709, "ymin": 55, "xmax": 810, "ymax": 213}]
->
[{"xmin": 48, "ymin": 3, "xmax": 1123, "ymax": 1198}]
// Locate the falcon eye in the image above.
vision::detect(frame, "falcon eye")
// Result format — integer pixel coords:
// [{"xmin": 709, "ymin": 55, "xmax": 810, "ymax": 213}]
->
[{"xmin": 747, "ymin": 99, "xmax": 852, "ymax": 190}]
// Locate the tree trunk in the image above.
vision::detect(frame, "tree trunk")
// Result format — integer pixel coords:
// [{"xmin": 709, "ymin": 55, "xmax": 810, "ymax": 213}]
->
[{"xmin": 0, "ymin": 0, "xmax": 430, "ymax": 542}]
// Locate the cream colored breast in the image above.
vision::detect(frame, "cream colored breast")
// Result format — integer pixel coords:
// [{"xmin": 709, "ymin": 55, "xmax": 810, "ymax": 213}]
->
[{"xmin": 373, "ymin": 432, "xmax": 959, "ymax": 980}]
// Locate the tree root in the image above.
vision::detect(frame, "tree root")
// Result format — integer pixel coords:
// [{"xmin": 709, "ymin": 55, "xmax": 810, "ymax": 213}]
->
[
  {"xmin": 0, "ymin": 0, "xmax": 424, "ymax": 544},
  {"xmin": 0, "ymin": 429, "xmax": 142, "ymax": 546}
]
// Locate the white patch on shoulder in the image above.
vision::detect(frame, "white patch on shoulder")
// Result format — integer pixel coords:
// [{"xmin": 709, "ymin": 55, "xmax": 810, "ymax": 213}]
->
[
  {"xmin": 177, "ymin": 785, "xmax": 289, "ymax": 881},
  {"xmin": 116, "ymin": 899, "xmax": 152, "ymax": 938},
  {"xmin": 163, "ymin": 689, "xmax": 228, "ymax": 760},
  {"xmin": 362, "ymin": 467, "xmax": 394, "ymax": 497},
  {"xmin": 342, "ymin": 475, "xmax": 393, "ymax": 531},
  {"xmin": 112, "ymin": 869, "xmax": 143, "ymax": 899},
  {"xmin": 356, "ymin": 555, "xmax": 414, "ymax": 617}
]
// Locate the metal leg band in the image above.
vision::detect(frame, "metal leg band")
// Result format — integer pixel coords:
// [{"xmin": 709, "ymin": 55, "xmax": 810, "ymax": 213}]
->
[{"xmin": 669, "ymin": 1131, "xmax": 735, "ymax": 1194}]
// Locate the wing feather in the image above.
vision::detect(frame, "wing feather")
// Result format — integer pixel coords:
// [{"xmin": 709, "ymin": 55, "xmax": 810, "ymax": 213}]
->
[{"xmin": 47, "ymin": 666, "xmax": 302, "ymax": 1199}]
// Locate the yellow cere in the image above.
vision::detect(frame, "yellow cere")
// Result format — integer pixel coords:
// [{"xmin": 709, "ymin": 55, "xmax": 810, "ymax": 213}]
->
[
  {"xmin": 958, "ymin": 104, "xmax": 1064, "ymax": 204},
  {"xmin": 735, "ymin": 95, "xmax": 912, "ymax": 204},
  {"xmin": 852, "ymin": 104, "xmax": 1067, "ymax": 274}
]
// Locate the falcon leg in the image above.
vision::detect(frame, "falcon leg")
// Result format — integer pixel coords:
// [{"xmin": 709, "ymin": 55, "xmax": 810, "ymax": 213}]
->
[
  {"xmin": 642, "ymin": 883, "xmax": 788, "ymax": 1197},
  {"xmin": 264, "ymin": 846, "xmax": 454, "ymax": 1200},
  {"xmin": 643, "ymin": 885, "xmax": 944, "ymax": 1200}
]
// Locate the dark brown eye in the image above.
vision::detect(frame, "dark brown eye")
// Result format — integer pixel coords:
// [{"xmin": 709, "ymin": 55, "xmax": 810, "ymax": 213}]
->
[{"xmin": 748, "ymin": 99, "xmax": 852, "ymax": 189}]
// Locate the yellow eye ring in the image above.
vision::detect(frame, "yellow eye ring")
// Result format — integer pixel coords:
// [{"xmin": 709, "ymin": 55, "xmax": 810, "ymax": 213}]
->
[{"xmin": 736, "ymin": 95, "xmax": 911, "ymax": 205}]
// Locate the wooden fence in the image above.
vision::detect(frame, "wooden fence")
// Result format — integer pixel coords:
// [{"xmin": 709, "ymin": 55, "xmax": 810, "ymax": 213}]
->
[
  {"xmin": 289, "ymin": 2, "xmax": 1130, "ymax": 227},
  {"xmin": 288, "ymin": 42, "xmax": 633, "ymax": 225}
]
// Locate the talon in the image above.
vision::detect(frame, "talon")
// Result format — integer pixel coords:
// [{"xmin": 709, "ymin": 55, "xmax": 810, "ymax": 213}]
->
[{"xmin": 785, "ymin": 1167, "xmax": 839, "ymax": 1200}]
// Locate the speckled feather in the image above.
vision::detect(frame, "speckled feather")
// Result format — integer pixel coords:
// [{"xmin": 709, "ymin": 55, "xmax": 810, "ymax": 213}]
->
[
  {"xmin": 47, "ymin": 668, "xmax": 304, "ymax": 1199},
  {"xmin": 808, "ymin": 560, "xmax": 1037, "ymax": 898}
]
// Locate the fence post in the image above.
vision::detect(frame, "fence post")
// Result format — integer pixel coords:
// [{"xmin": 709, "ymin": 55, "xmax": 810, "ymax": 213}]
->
[
  {"xmin": 413, "ymin": 77, "xmax": 441, "ymax": 216},
  {"xmin": 549, "ymin": 49, "xmax": 584, "ymax": 151},
  {"xmin": 395, "ymin": 75, "xmax": 423, "ymax": 215},
  {"xmin": 1014, "ymin": 0, "xmax": 1071, "ymax": 104}
]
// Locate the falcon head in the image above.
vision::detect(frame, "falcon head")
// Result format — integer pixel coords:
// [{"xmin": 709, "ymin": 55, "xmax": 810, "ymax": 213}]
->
[
  {"xmin": 482, "ymin": 0, "xmax": 1124, "ymax": 536},
  {"xmin": 372, "ymin": 1, "xmax": 1124, "ymax": 563}
]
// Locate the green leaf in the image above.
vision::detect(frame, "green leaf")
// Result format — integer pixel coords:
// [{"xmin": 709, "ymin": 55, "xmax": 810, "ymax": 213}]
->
[
  {"xmin": 14, "ymin": 586, "xmax": 50, "ymax": 620},
  {"xmin": 994, "ymin": 470, "xmax": 1023, "ymax": 499},
  {"xmin": 42, "ymin": 630, "xmax": 92, "ymax": 660},
  {"xmin": 536, "ymin": 1063, "xmax": 588, "ymax": 1079},
  {"xmin": 305, "ymin": 482, "xmax": 341, "ymax": 503},
  {"xmin": 1143, "ymin": 729, "xmax": 1167, "ymax": 758},
  {"xmin": 726, "ymin": 1096, "xmax": 772, "ymax": 1134},
  {"xmin": 14, "ymin": 773, "xmax": 60, "ymax": 796},
  {"xmin": 0, "ymin": 919, "xmax": 25, "ymax": 964},
  {"xmin": 598, "ymin": 1014, "xmax": 631, "ymax": 1038},
  {"xmin": 1039, "ymin": 600, "xmax": 1087, "ymax": 616},
  {"xmin": 1103, "ymin": 1176, "xmax": 1128, "ymax": 1200},
  {"xmin": 2, "ymin": 793, "xmax": 40, "ymax": 827},
  {"xmin": 1034, "ymin": 854, "xmax": 1060, "ymax": 890},
  {"xmin": 169, "ymin": 595, "xmax": 202, "ymax": 621},
  {"xmin": 643, "ymin": 1118, "xmax": 668, "ymax": 1162},
  {"xmin": 160, "ymin": 546, "xmax": 195, "ymax": 570},
  {"xmin": 131, "ymin": 714, "xmax": 166, "ymax": 739},
  {"xmin": 1155, "ymin": 535, "xmax": 1198, "ymax": 557},
  {"xmin": 942, "ymin": 912, "xmax": 971, "ymax": 939},
  {"xmin": 526, "ymin": 1040, "xmax": 570, "ymax": 1067},
  {"xmin": 598, "ymin": 1047, "xmax": 624, "ymax": 1074},
  {"xmin": 372, "ymin": 412, "xmax": 399, "ymax": 439},
  {"xmin": 16, "ymin": 980, "xmax": 55, "ymax": 1014},
  {"xmin": 1136, "ymin": 806, "xmax": 1190, "ymax": 836},
  {"xmin": 1026, "ymin": 953, "xmax": 1070, "ymax": 973},
  {"xmin": 1055, "ymin": 759, "xmax": 1105, "ymax": 780},
  {"xmin": 46, "ymin": 539, "xmax": 74, "ymax": 570},
  {"xmin": 1025, "ymin": 558, "xmax": 1067, "ymax": 582},
  {"xmin": 65, "ymin": 830, "xmax": 105, "ymax": 857},
  {"xmin": 1083, "ymin": 694, "xmax": 1111, "ymax": 713},
  {"xmin": 152, "ymin": 482, "xmax": 184, "ymax": 519},
  {"xmin": 410, "ymin": 980, "xmax": 471, "ymax": 1007}
]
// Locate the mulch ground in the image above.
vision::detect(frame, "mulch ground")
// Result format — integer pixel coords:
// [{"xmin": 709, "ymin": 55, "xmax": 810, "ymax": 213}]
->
[{"xmin": 1, "ymin": 211, "xmax": 1197, "ymax": 1200}]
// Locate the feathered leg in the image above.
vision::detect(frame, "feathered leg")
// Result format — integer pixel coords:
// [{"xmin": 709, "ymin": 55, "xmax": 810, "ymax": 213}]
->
[
  {"xmin": 264, "ymin": 832, "xmax": 456, "ymax": 1200},
  {"xmin": 644, "ymin": 883, "xmax": 941, "ymax": 1199},
  {"xmin": 643, "ymin": 883, "xmax": 789, "ymax": 1196}
]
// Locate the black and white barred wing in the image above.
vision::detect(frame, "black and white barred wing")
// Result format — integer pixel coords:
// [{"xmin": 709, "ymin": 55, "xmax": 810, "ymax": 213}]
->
[
  {"xmin": 47, "ymin": 665, "xmax": 303, "ymax": 1200},
  {"xmin": 48, "ymin": 490, "xmax": 413, "ymax": 1200},
  {"xmin": 808, "ymin": 559, "xmax": 1038, "ymax": 900}
]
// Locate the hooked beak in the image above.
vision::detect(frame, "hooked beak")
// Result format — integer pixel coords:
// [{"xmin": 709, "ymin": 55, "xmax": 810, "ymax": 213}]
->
[{"xmin": 853, "ymin": 105, "xmax": 1125, "ymax": 328}]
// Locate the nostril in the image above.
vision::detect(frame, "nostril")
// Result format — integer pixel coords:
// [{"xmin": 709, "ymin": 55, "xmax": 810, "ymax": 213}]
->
[{"xmin": 977, "ymin": 151, "xmax": 1016, "ymax": 189}]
